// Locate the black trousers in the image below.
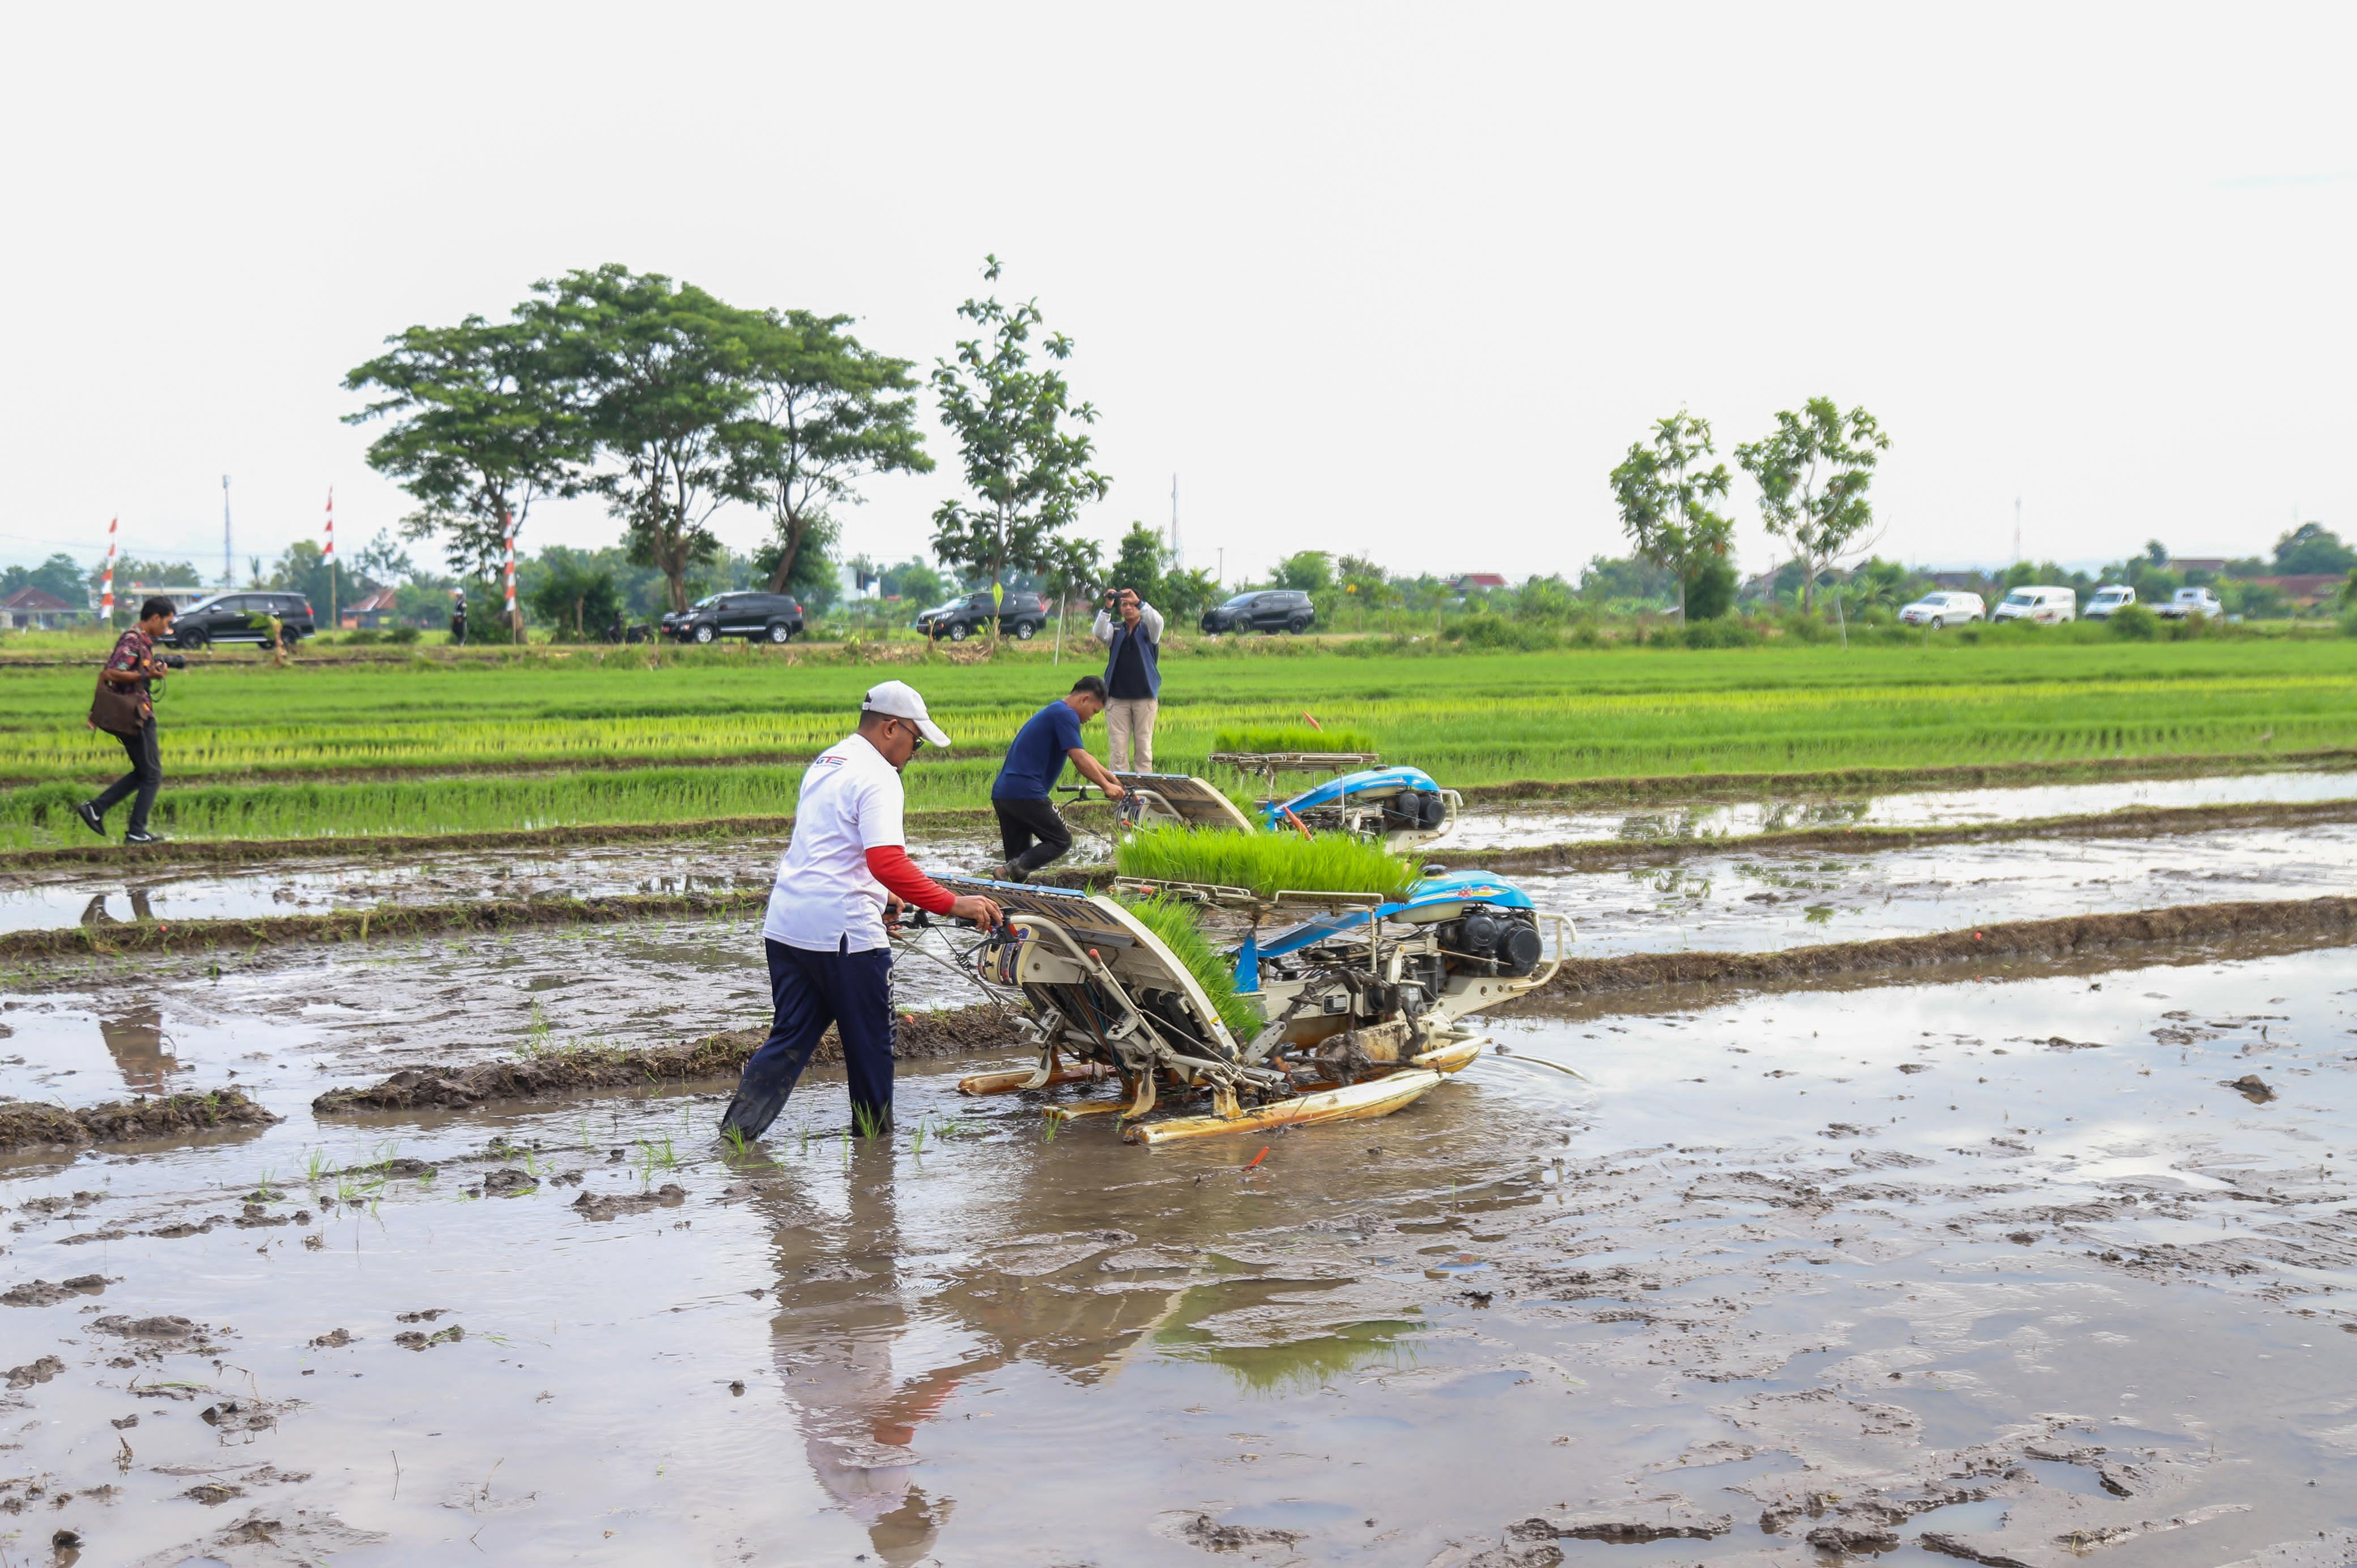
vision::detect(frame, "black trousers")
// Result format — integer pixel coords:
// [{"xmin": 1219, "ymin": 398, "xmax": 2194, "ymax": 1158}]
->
[
  {"xmin": 720, "ymin": 938, "xmax": 896, "ymax": 1140},
  {"xmin": 993, "ymin": 794, "xmax": 1072, "ymax": 874},
  {"xmin": 91, "ymin": 719, "xmax": 161, "ymax": 835}
]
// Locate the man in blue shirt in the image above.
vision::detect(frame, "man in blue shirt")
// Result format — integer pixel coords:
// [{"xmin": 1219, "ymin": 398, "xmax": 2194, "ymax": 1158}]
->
[{"xmin": 992, "ymin": 675, "xmax": 1126, "ymax": 881}]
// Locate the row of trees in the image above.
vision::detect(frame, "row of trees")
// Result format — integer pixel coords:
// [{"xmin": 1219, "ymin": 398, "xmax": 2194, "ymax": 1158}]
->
[
  {"xmin": 344, "ymin": 257, "xmax": 1112, "ymax": 642},
  {"xmin": 1610, "ymin": 399, "xmax": 1890, "ymax": 618}
]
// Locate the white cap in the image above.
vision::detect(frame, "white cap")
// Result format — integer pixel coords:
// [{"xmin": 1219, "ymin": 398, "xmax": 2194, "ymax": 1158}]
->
[{"xmin": 862, "ymin": 679, "xmax": 950, "ymax": 747}]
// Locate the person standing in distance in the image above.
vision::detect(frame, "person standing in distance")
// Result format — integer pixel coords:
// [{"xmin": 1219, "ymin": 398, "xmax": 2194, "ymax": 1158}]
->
[
  {"xmin": 78, "ymin": 597, "xmax": 178, "ymax": 845},
  {"xmin": 1093, "ymin": 586, "xmax": 1163, "ymax": 772},
  {"xmin": 992, "ymin": 676, "xmax": 1125, "ymax": 883},
  {"xmin": 718, "ymin": 680, "xmax": 1003, "ymax": 1141},
  {"xmin": 449, "ymin": 590, "xmax": 467, "ymax": 647}
]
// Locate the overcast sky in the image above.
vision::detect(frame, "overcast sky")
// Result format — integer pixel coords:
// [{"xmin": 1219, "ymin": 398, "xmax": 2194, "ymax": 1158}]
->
[{"xmin": 4, "ymin": 3, "xmax": 2352, "ymax": 587}]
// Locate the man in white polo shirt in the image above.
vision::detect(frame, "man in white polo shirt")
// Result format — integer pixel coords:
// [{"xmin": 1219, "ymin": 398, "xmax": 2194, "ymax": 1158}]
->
[{"xmin": 718, "ymin": 680, "xmax": 1003, "ymax": 1141}]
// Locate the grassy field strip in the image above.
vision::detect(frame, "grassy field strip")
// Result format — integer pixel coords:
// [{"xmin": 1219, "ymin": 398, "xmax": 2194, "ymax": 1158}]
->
[{"xmin": 7, "ymin": 671, "xmax": 2357, "ymax": 785}]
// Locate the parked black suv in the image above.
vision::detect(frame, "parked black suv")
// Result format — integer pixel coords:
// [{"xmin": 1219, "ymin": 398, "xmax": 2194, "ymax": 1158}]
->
[
  {"xmin": 1201, "ymin": 589, "xmax": 1314, "ymax": 635},
  {"xmin": 665, "ymin": 591, "xmax": 805, "ymax": 645},
  {"xmin": 167, "ymin": 591, "xmax": 316, "ymax": 651},
  {"xmin": 915, "ymin": 589, "xmax": 1048, "ymax": 642}
]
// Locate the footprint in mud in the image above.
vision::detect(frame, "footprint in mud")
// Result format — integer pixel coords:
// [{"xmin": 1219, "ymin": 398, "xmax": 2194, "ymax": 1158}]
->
[{"xmin": 570, "ymin": 1184, "xmax": 686, "ymax": 1220}]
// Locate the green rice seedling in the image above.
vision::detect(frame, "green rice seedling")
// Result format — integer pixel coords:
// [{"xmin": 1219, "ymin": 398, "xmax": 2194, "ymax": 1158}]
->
[
  {"xmin": 1116, "ymin": 894, "xmax": 1266, "ymax": 1044},
  {"xmin": 303, "ymin": 1147, "xmax": 330, "ymax": 1185},
  {"xmin": 1116, "ymin": 827, "xmax": 1414, "ymax": 902},
  {"xmin": 1213, "ymin": 725, "xmax": 1377, "ymax": 756},
  {"xmin": 722, "ymin": 1125, "xmax": 751, "ymax": 1161},
  {"xmin": 248, "ymin": 1168, "xmax": 282, "ymax": 1204},
  {"xmin": 852, "ymin": 1103, "xmax": 888, "ymax": 1141}
]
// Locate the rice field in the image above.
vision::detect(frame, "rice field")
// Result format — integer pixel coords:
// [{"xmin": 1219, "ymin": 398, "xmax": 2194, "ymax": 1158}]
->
[{"xmin": 5, "ymin": 640, "xmax": 2356, "ymax": 848}]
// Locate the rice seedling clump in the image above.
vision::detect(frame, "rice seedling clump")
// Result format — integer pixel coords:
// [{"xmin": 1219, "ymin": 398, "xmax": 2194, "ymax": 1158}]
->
[
  {"xmin": 1116, "ymin": 827, "xmax": 1415, "ymax": 902},
  {"xmin": 1214, "ymin": 725, "xmax": 1377, "ymax": 756},
  {"xmin": 1114, "ymin": 893, "xmax": 1265, "ymax": 1043}
]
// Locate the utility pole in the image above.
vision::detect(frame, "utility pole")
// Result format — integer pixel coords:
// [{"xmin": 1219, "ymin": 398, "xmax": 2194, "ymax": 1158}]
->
[{"xmin": 222, "ymin": 475, "xmax": 234, "ymax": 588}]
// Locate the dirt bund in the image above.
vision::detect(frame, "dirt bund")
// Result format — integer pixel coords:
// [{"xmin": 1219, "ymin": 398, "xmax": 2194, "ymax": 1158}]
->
[
  {"xmin": 1456, "ymin": 796, "xmax": 2357, "ymax": 874},
  {"xmin": 312, "ymin": 1003, "xmax": 1026, "ymax": 1116},
  {"xmin": 1528, "ymin": 894, "xmax": 2357, "ymax": 997},
  {"xmin": 0, "ymin": 1087, "xmax": 279, "ymax": 1152}
]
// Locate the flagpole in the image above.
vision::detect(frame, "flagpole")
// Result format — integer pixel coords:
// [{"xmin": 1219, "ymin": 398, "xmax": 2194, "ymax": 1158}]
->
[
  {"xmin": 101, "ymin": 517, "xmax": 117, "ymax": 624},
  {"xmin": 324, "ymin": 489, "xmax": 337, "ymax": 634}
]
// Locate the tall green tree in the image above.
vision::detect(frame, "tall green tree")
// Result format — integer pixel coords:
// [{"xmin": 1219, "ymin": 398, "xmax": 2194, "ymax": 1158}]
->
[
  {"xmin": 1272, "ymin": 551, "xmax": 1333, "ymax": 594},
  {"xmin": 1109, "ymin": 522, "xmax": 1164, "ymax": 597},
  {"xmin": 930, "ymin": 257, "xmax": 1111, "ymax": 644},
  {"xmin": 533, "ymin": 265, "xmax": 756, "ymax": 614},
  {"xmin": 1736, "ymin": 399, "xmax": 1891, "ymax": 613},
  {"xmin": 2274, "ymin": 522, "xmax": 2357, "ymax": 575},
  {"xmin": 1609, "ymin": 411, "xmax": 1734, "ymax": 620},
  {"xmin": 731, "ymin": 309, "xmax": 931, "ymax": 595},
  {"xmin": 343, "ymin": 315, "xmax": 589, "ymax": 581}
]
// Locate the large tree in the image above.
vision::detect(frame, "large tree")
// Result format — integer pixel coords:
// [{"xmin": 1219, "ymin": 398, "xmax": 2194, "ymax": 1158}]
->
[
  {"xmin": 730, "ymin": 309, "xmax": 931, "ymax": 596},
  {"xmin": 528, "ymin": 266, "xmax": 760, "ymax": 615},
  {"xmin": 1609, "ymin": 411, "xmax": 1734, "ymax": 620},
  {"xmin": 2274, "ymin": 522, "xmax": 2357, "ymax": 576},
  {"xmin": 1736, "ymin": 399, "xmax": 1891, "ymax": 613},
  {"xmin": 343, "ymin": 315, "xmax": 588, "ymax": 583},
  {"xmin": 930, "ymin": 257, "xmax": 1110, "ymax": 642}
]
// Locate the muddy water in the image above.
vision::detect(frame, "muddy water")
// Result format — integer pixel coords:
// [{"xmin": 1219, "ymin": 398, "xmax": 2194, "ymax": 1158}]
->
[
  {"xmin": 0, "ymin": 829, "xmax": 1050, "ymax": 937},
  {"xmin": 3, "ymin": 946, "xmax": 2354, "ymax": 1565},
  {"xmin": 1448, "ymin": 767, "xmax": 2357, "ymax": 851},
  {"xmin": 1488, "ymin": 820, "xmax": 2357, "ymax": 956}
]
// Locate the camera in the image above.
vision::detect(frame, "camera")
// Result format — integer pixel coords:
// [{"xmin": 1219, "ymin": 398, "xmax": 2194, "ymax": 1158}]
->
[{"xmin": 160, "ymin": 654, "xmax": 188, "ymax": 670}]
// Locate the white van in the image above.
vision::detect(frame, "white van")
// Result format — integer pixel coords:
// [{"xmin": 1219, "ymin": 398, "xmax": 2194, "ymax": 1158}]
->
[{"xmin": 1993, "ymin": 586, "xmax": 2077, "ymax": 624}]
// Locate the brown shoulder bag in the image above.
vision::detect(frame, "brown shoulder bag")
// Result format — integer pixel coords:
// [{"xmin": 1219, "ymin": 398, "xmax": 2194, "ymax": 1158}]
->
[{"xmin": 90, "ymin": 676, "xmax": 147, "ymax": 738}]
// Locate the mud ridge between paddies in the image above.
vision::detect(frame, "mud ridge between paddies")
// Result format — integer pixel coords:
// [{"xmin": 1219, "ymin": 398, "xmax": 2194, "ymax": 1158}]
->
[
  {"xmin": 0, "ymin": 1087, "xmax": 278, "ymax": 1153},
  {"xmin": 6, "ymin": 747, "xmax": 2354, "ymax": 872},
  {"xmin": 1451, "ymin": 795, "xmax": 2357, "ymax": 874},
  {"xmin": 307, "ymin": 1004, "xmax": 1022, "ymax": 1121},
  {"xmin": 1520, "ymin": 893, "xmax": 2357, "ymax": 997}
]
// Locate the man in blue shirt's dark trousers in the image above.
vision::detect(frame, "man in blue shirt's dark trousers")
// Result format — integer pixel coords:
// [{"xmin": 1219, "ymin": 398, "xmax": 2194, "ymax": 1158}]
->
[{"xmin": 992, "ymin": 675, "xmax": 1127, "ymax": 881}]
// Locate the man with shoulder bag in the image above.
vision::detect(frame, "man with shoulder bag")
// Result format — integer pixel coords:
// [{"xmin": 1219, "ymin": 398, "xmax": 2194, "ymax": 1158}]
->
[
  {"xmin": 1092, "ymin": 586, "xmax": 1163, "ymax": 772},
  {"xmin": 80, "ymin": 597, "xmax": 182, "ymax": 845}
]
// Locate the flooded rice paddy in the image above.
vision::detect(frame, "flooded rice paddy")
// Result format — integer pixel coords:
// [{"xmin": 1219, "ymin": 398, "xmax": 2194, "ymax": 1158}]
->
[
  {"xmin": 1449, "ymin": 768, "xmax": 2357, "ymax": 851},
  {"xmin": 4, "ymin": 933, "xmax": 2356, "ymax": 1564}
]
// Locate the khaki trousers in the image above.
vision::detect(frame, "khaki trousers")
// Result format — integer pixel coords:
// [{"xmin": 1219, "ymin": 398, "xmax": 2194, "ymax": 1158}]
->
[{"xmin": 1105, "ymin": 698, "xmax": 1157, "ymax": 773}]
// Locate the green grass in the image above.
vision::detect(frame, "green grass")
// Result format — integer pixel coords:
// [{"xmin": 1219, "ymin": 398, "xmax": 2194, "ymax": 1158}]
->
[
  {"xmin": 1212, "ymin": 725, "xmax": 1377, "ymax": 755},
  {"xmin": 1116, "ymin": 827, "xmax": 1416, "ymax": 902},
  {"xmin": 6, "ymin": 641, "xmax": 2357, "ymax": 847},
  {"xmin": 1116, "ymin": 893, "xmax": 1266, "ymax": 1043}
]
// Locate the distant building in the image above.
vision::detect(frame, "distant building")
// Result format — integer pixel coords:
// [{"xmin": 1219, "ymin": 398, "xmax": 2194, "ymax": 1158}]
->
[
  {"xmin": 2167, "ymin": 557, "xmax": 2231, "ymax": 577},
  {"xmin": 1926, "ymin": 570, "xmax": 1985, "ymax": 592},
  {"xmin": 341, "ymin": 587, "xmax": 402, "ymax": 629},
  {"xmin": 118, "ymin": 583, "xmax": 212, "ymax": 613},
  {"xmin": 2250, "ymin": 573, "xmax": 2348, "ymax": 608},
  {"xmin": 0, "ymin": 586, "xmax": 93, "ymax": 629},
  {"xmin": 1450, "ymin": 573, "xmax": 1509, "ymax": 594}
]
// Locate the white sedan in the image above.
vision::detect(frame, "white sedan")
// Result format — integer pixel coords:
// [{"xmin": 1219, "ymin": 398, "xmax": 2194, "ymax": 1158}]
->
[{"xmin": 1899, "ymin": 591, "xmax": 1985, "ymax": 628}]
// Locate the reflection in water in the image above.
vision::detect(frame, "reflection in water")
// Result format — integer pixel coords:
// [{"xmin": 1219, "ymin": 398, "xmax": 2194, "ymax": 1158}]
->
[
  {"xmin": 79, "ymin": 887, "xmax": 158, "ymax": 926},
  {"xmin": 97, "ymin": 1004, "xmax": 177, "ymax": 1092}
]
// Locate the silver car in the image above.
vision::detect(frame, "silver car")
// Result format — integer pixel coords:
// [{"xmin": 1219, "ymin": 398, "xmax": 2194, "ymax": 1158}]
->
[{"xmin": 1898, "ymin": 591, "xmax": 1985, "ymax": 628}]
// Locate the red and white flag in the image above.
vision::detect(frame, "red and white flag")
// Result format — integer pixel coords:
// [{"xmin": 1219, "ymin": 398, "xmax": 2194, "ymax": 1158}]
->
[
  {"xmin": 100, "ymin": 517, "xmax": 117, "ymax": 614},
  {"xmin": 503, "ymin": 512, "xmax": 517, "ymax": 616},
  {"xmin": 324, "ymin": 489, "xmax": 335, "ymax": 559}
]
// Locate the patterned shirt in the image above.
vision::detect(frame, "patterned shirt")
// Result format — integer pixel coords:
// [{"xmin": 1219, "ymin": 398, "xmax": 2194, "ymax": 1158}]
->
[{"xmin": 103, "ymin": 628, "xmax": 165, "ymax": 721}]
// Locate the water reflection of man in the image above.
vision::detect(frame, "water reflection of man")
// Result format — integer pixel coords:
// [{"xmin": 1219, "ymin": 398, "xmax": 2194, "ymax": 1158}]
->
[
  {"xmin": 754, "ymin": 1147, "xmax": 995, "ymax": 1566},
  {"xmin": 97, "ymin": 1005, "xmax": 175, "ymax": 1093}
]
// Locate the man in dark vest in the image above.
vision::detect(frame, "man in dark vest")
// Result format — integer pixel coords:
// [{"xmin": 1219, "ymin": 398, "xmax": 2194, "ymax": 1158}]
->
[{"xmin": 1092, "ymin": 586, "xmax": 1163, "ymax": 772}]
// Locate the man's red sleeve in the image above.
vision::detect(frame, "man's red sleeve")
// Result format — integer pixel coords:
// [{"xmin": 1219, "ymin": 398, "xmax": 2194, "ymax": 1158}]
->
[{"xmin": 865, "ymin": 846, "xmax": 956, "ymax": 915}]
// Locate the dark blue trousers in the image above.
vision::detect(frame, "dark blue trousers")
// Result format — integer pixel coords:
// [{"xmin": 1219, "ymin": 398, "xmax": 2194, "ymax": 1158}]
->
[{"xmin": 720, "ymin": 938, "xmax": 896, "ymax": 1140}]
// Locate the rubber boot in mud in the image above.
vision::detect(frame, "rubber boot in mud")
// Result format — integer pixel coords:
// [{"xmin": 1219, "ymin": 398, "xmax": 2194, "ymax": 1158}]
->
[{"xmin": 717, "ymin": 1084, "xmax": 788, "ymax": 1141}]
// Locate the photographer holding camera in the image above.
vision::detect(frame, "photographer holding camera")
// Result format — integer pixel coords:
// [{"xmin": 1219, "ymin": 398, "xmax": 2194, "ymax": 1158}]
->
[
  {"xmin": 79, "ymin": 596, "xmax": 184, "ymax": 845},
  {"xmin": 1091, "ymin": 585, "xmax": 1163, "ymax": 772}
]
